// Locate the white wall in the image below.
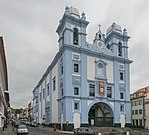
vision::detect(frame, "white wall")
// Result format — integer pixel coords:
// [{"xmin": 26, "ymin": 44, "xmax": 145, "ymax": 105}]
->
[
  {"xmin": 52, "ymin": 63, "xmax": 58, "ymax": 123},
  {"xmin": 87, "ymin": 56, "xmax": 95, "ymax": 80},
  {"xmin": 145, "ymin": 102, "xmax": 149, "ymax": 129},
  {"xmin": 106, "ymin": 60, "xmax": 113, "ymax": 83}
]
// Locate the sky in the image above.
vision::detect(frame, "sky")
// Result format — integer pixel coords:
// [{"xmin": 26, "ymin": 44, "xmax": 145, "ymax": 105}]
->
[{"xmin": 0, "ymin": 0, "xmax": 149, "ymax": 108}]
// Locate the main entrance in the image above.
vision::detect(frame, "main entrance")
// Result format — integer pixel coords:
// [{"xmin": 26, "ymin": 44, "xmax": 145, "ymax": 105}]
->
[{"xmin": 88, "ymin": 102, "xmax": 113, "ymax": 127}]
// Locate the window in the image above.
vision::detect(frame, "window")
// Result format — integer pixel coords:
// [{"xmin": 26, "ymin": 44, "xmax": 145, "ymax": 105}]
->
[
  {"xmin": 74, "ymin": 102, "xmax": 79, "ymax": 110},
  {"xmin": 98, "ymin": 63, "xmax": 103, "ymax": 76},
  {"xmin": 47, "ymin": 84, "xmax": 49, "ymax": 95},
  {"xmin": 74, "ymin": 64, "xmax": 79, "ymax": 73},
  {"xmin": 62, "ymin": 102, "xmax": 63, "ymax": 111},
  {"xmin": 99, "ymin": 34, "xmax": 101, "ymax": 39},
  {"xmin": 61, "ymin": 89, "xmax": 63, "ymax": 96},
  {"xmin": 139, "ymin": 100, "xmax": 142, "ymax": 105},
  {"xmin": 74, "ymin": 87, "xmax": 79, "ymax": 95},
  {"xmin": 135, "ymin": 101, "xmax": 138, "ymax": 106},
  {"xmin": 135, "ymin": 110, "xmax": 138, "ymax": 115},
  {"xmin": 120, "ymin": 105, "xmax": 124, "ymax": 112},
  {"xmin": 139, "ymin": 109, "xmax": 142, "ymax": 114},
  {"xmin": 120, "ymin": 92, "xmax": 124, "ymax": 99},
  {"xmin": 120, "ymin": 72, "xmax": 124, "ymax": 80},
  {"xmin": 40, "ymin": 92, "xmax": 41, "ymax": 102},
  {"xmin": 53, "ymin": 77, "xmax": 56, "ymax": 91},
  {"xmin": 43, "ymin": 89, "xmax": 45, "ymax": 99},
  {"xmin": 89, "ymin": 84, "xmax": 95, "ymax": 96},
  {"xmin": 107, "ymin": 87, "xmax": 112, "ymax": 98},
  {"xmin": 118, "ymin": 42, "xmax": 122, "ymax": 56},
  {"xmin": 73, "ymin": 28, "xmax": 78, "ymax": 45},
  {"xmin": 61, "ymin": 65, "xmax": 63, "ymax": 75},
  {"xmin": 132, "ymin": 110, "xmax": 134, "ymax": 115}
]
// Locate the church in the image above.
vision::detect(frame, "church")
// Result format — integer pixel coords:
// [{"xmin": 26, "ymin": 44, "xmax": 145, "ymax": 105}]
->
[{"xmin": 32, "ymin": 6, "xmax": 132, "ymax": 130}]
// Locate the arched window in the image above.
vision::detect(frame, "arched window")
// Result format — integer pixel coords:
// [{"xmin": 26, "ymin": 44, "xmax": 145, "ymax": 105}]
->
[
  {"xmin": 96, "ymin": 60, "xmax": 106, "ymax": 79},
  {"xmin": 98, "ymin": 63, "xmax": 103, "ymax": 76},
  {"xmin": 99, "ymin": 34, "xmax": 101, "ymax": 40},
  {"xmin": 118, "ymin": 42, "xmax": 122, "ymax": 56},
  {"xmin": 73, "ymin": 28, "xmax": 78, "ymax": 45}
]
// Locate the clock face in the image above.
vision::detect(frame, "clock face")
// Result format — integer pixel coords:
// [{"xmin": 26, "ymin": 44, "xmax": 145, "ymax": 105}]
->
[{"xmin": 97, "ymin": 42, "xmax": 103, "ymax": 49}]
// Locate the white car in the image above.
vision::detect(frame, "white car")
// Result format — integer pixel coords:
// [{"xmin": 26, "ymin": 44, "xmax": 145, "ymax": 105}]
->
[
  {"xmin": 74, "ymin": 127, "xmax": 96, "ymax": 135},
  {"xmin": 16, "ymin": 125, "xmax": 28, "ymax": 135}
]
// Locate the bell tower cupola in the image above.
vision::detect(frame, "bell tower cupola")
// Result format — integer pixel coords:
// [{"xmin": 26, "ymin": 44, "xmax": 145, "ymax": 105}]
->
[
  {"xmin": 56, "ymin": 6, "xmax": 89, "ymax": 50},
  {"xmin": 105, "ymin": 23, "xmax": 130, "ymax": 59}
]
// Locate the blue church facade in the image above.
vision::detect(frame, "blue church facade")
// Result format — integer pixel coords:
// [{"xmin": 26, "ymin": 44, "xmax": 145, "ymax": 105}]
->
[{"xmin": 32, "ymin": 6, "xmax": 132, "ymax": 129}]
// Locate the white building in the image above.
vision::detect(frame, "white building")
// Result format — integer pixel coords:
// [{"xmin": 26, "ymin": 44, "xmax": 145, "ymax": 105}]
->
[
  {"xmin": 130, "ymin": 86, "xmax": 149, "ymax": 128},
  {"xmin": 33, "ymin": 6, "xmax": 132, "ymax": 130},
  {"xmin": 145, "ymin": 98, "xmax": 149, "ymax": 129}
]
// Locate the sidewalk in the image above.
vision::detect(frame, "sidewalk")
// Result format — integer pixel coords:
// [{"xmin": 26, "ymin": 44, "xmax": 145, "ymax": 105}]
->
[{"xmin": 1, "ymin": 124, "xmax": 14, "ymax": 135}]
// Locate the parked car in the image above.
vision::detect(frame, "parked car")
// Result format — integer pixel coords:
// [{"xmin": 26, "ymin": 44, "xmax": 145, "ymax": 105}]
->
[
  {"xmin": 31, "ymin": 122, "xmax": 38, "ymax": 127},
  {"xmin": 16, "ymin": 124, "xmax": 28, "ymax": 135},
  {"xmin": 74, "ymin": 127, "xmax": 96, "ymax": 135}
]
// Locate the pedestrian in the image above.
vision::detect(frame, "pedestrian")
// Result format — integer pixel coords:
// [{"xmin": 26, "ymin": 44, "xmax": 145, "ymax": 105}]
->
[
  {"xmin": 53, "ymin": 123, "xmax": 56, "ymax": 131},
  {"xmin": 2, "ymin": 125, "xmax": 4, "ymax": 132}
]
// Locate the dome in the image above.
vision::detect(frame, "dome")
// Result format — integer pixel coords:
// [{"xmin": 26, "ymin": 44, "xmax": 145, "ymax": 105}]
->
[
  {"xmin": 69, "ymin": 6, "xmax": 80, "ymax": 19},
  {"xmin": 106, "ymin": 23, "xmax": 122, "ymax": 35}
]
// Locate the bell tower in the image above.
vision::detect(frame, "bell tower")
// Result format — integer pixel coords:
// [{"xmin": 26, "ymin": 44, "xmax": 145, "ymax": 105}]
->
[
  {"xmin": 56, "ymin": 6, "xmax": 89, "ymax": 50},
  {"xmin": 105, "ymin": 23, "xmax": 130, "ymax": 59}
]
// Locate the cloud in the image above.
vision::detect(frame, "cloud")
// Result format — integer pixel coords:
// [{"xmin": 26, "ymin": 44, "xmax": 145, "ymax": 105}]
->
[{"xmin": 0, "ymin": 0, "xmax": 149, "ymax": 108}]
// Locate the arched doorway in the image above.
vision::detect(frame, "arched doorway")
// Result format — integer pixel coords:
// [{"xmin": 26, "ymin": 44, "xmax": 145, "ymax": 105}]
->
[{"xmin": 88, "ymin": 102, "xmax": 113, "ymax": 127}]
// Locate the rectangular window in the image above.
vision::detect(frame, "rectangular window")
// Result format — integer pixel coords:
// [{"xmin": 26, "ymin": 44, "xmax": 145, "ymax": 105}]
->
[
  {"xmin": 107, "ymin": 87, "xmax": 112, "ymax": 98},
  {"xmin": 139, "ymin": 100, "xmax": 142, "ymax": 105},
  {"xmin": 74, "ymin": 102, "xmax": 79, "ymax": 110},
  {"xmin": 74, "ymin": 64, "xmax": 79, "ymax": 73},
  {"xmin": 53, "ymin": 77, "xmax": 56, "ymax": 91},
  {"xmin": 62, "ymin": 102, "xmax": 63, "ymax": 111},
  {"xmin": 135, "ymin": 110, "xmax": 138, "ymax": 115},
  {"xmin": 120, "ymin": 92, "xmax": 124, "ymax": 99},
  {"xmin": 120, "ymin": 72, "xmax": 124, "ymax": 80},
  {"xmin": 139, "ymin": 109, "xmax": 142, "ymax": 114},
  {"xmin": 43, "ymin": 89, "xmax": 45, "ymax": 99},
  {"xmin": 135, "ymin": 101, "xmax": 138, "ymax": 106},
  {"xmin": 61, "ymin": 89, "xmax": 63, "ymax": 96},
  {"xmin": 61, "ymin": 65, "xmax": 63, "ymax": 75},
  {"xmin": 74, "ymin": 87, "xmax": 79, "ymax": 95},
  {"xmin": 40, "ymin": 92, "xmax": 41, "ymax": 102},
  {"xmin": 89, "ymin": 84, "xmax": 95, "ymax": 96},
  {"xmin": 47, "ymin": 84, "xmax": 49, "ymax": 95},
  {"xmin": 132, "ymin": 110, "xmax": 134, "ymax": 115},
  {"xmin": 120, "ymin": 105, "xmax": 124, "ymax": 112}
]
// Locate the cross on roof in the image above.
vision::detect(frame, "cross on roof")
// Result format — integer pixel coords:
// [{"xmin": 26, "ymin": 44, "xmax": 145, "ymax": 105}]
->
[{"xmin": 98, "ymin": 24, "xmax": 101, "ymax": 31}]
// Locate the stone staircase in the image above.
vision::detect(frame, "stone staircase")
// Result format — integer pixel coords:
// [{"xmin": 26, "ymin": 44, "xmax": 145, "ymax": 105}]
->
[{"xmin": 94, "ymin": 127, "xmax": 133, "ymax": 133}]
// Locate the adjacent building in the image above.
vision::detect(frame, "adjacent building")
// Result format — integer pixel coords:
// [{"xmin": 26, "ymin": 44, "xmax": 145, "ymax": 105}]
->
[
  {"xmin": 130, "ymin": 86, "xmax": 149, "ymax": 129},
  {"xmin": 28, "ymin": 102, "xmax": 33, "ymax": 122},
  {"xmin": 0, "ymin": 36, "xmax": 9, "ymax": 130},
  {"xmin": 32, "ymin": 7, "xmax": 132, "ymax": 130}
]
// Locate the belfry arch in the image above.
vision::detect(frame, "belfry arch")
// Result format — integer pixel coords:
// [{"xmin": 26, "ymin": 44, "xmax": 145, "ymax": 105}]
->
[{"xmin": 88, "ymin": 102, "xmax": 114, "ymax": 127}]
